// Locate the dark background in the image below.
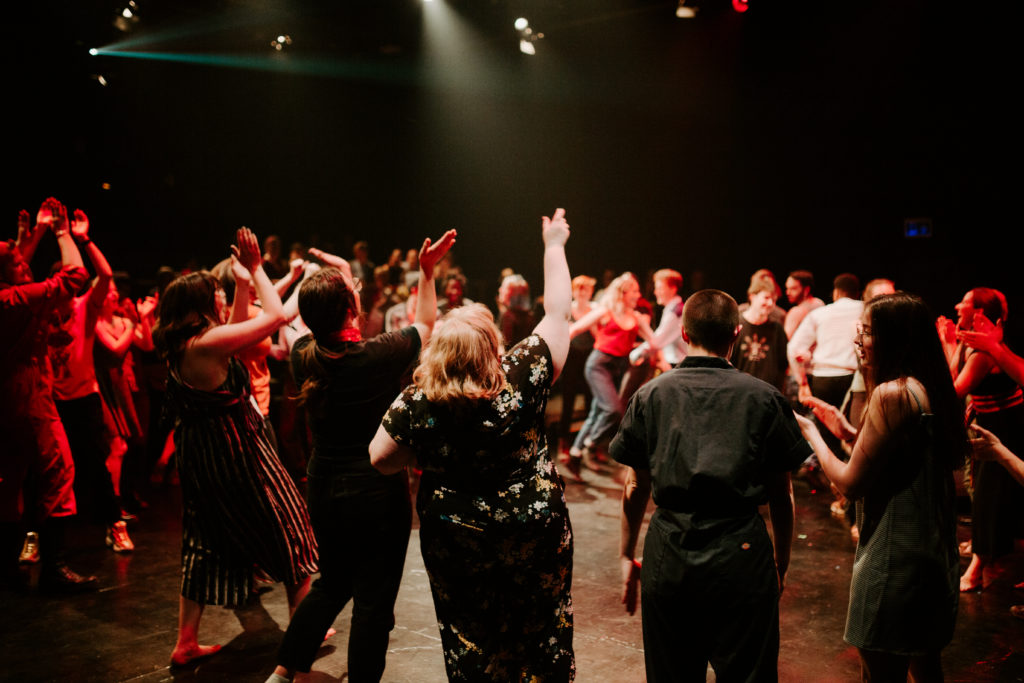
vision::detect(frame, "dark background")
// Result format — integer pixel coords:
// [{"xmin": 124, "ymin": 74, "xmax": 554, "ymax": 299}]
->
[{"xmin": 10, "ymin": 0, "xmax": 1019, "ymax": 320}]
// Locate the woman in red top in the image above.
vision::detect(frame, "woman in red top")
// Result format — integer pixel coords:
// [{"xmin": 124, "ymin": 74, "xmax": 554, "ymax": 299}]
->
[{"xmin": 566, "ymin": 272, "xmax": 652, "ymax": 476}]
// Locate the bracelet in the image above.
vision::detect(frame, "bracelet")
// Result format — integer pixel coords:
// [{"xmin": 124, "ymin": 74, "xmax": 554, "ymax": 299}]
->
[
  {"xmin": 77, "ymin": 238, "xmax": 92, "ymax": 246},
  {"xmin": 55, "ymin": 229, "xmax": 68, "ymax": 237}
]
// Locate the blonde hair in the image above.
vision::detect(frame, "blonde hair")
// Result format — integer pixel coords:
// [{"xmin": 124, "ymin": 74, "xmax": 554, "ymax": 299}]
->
[
  {"xmin": 413, "ymin": 303, "xmax": 505, "ymax": 404},
  {"xmin": 598, "ymin": 272, "xmax": 639, "ymax": 315}
]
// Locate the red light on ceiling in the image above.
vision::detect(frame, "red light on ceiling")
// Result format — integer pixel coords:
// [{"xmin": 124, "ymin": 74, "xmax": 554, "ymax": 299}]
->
[{"xmin": 732, "ymin": 0, "xmax": 749, "ymax": 12}]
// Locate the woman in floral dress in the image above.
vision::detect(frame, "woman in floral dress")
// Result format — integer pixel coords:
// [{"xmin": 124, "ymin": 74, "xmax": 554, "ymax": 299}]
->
[{"xmin": 370, "ymin": 209, "xmax": 574, "ymax": 681}]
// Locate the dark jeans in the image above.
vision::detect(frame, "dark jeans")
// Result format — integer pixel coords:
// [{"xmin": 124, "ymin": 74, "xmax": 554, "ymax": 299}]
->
[
  {"xmin": 277, "ymin": 460, "xmax": 412, "ymax": 681},
  {"xmin": 573, "ymin": 350, "xmax": 629, "ymax": 451}
]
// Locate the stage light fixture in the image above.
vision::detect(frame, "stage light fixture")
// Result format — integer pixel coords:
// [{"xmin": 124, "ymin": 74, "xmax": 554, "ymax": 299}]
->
[
  {"xmin": 675, "ymin": 1, "xmax": 697, "ymax": 18},
  {"xmin": 89, "ymin": 48, "xmax": 99, "ymax": 56},
  {"xmin": 270, "ymin": 34, "xmax": 292, "ymax": 51},
  {"xmin": 514, "ymin": 18, "xmax": 542, "ymax": 56}
]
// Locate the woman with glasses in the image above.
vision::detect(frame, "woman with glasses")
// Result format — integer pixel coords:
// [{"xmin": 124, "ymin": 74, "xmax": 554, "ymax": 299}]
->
[
  {"xmin": 797, "ymin": 292, "xmax": 966, "ymax": 682},
  {"xmin": 267, "ymin": 230, "xmax": 455, "ymax": 683}
]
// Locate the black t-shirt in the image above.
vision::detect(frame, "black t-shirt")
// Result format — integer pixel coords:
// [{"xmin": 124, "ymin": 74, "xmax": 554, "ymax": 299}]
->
[
  {"xmin": 610, "ymin": 356, "xmax": 811, "ymax": 536},
  {"xmin": 729, "ymin": 318, "xmax": 789, "ymax": 392},
  {"xmin": 291, "ymin": 327, "xmax": 421, "ymax": 471}
]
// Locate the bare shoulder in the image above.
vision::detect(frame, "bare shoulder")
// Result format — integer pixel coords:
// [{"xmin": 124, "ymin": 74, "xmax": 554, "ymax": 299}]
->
[{"xmin": 873, "ymin": 378, "xmax": 929, "ymax": 424}]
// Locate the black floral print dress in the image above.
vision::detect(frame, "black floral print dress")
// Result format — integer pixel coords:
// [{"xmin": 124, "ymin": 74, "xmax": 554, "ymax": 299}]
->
[{"xmin": 383, "ymin": 335, "xmax": 575, "ymax": 681}]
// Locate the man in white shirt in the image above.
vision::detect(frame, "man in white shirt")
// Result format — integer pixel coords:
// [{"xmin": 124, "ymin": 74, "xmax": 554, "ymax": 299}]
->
[{"xmin": 788, "ymin": 273, "xmax": 862, "ymax": 459}]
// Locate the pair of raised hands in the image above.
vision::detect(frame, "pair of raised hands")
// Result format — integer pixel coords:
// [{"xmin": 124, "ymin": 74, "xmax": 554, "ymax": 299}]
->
[{"xmin": 18, "ymin": 198, "xmax": 91, "ymax": 244}]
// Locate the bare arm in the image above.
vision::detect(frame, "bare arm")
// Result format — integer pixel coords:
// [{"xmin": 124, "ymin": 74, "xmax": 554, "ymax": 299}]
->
[
  {"xmin": 369, "ymin": 423, "xmax": 417, "ymax": 474},
  {"xmin": 412, "ymin": 229, "xmax": 458, "ymax": 344},
  {"xmin": 96, "ymin": 317, "xmax": 135, "ymax": 357},
  {"xmin": 16, "ymin": 209, "xmax": 46, "ymax": 264},
  {"xmin": 619, "ymin": 466, "xmax": 652, "ymax": 616},
  {"xmin": 228, "ymin": 256, "xmax": 251, "ymax": 325},
  {"xmin": 972, "ymin": 423, "xmax": 1024, "ymax": 487},
  {"xmin": 190, "ymin": 228, "xmax": 286, "ymax": 358},
  {"xmin": 69, "ymin": 210, "xmax": 113, "ymax": 310},
  {"xmin": 569, "ymin": 305, "xmax": 606, "ymax": 338},
  {"xmin": 958, "ymin": 314, "xmax": 1024, "ymax": 388},
  {"xmin": 796, "ymin": 381, "xmax": 913, "ymax": 499},
  {"xmin": 532, "ymin": 208, "xmax": 572, "ymax": 380},
  {"xmin": 39, "ymin": 199, "xmax": 85, "ymax": 272},
  {"xmin": 274, "ymin": 259, "xmax": 304, "ymax": 297},
  {"xmin": 953, "ymin": 351, "xmax": 996, "ymax": 401},
  {"xmin": 765, "ymin": 470, "xmax": 795, "ymax": 593}
]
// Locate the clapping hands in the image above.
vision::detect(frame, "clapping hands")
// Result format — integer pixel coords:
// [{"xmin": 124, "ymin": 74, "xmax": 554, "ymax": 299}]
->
[{"xmin": 231, "ymin": 227, "xmax": 262, "ymax": 274}]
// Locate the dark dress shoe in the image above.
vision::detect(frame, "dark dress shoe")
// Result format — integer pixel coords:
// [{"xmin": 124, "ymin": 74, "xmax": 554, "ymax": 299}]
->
[{"xmin": 41, "ymin": 564, "xmax": 98, "ymax": 593}]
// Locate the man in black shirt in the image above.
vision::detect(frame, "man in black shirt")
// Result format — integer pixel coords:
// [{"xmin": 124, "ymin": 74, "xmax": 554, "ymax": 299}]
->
[{"xmin": 611, "ymin": 289, "xmax": 811, "ymax": 683}]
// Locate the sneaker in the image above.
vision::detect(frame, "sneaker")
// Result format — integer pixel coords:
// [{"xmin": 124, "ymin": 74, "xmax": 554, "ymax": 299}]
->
[
  {"xmin": 19, "ymin": 531, "xmax": 40, "ymax": 564},
  {"xmin": 41, "ymin": 563, "xmax": 98, "ymax": 593},
  {"xmin": 106, "ymin": 521, "xmax": 135, "ymax": 553}
]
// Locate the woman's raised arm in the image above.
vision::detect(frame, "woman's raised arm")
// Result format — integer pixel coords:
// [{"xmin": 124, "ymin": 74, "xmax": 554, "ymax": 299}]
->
[
  {"xmin": 532, "ymin": 208, "xmax": 572, "ymax": 380},
  {"xmin": 192, "ymin": 228, "xmax": 286, "ymax": 359}
]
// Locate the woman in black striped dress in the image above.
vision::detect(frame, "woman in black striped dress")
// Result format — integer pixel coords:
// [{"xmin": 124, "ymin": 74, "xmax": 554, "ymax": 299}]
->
[{"xmin": 155, "ymin": 227, "xmax": 317, "ymax": 666}]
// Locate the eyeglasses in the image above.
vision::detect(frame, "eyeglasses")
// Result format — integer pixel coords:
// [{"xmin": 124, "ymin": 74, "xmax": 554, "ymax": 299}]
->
[{"xmin": 855, "ymin": 322, "xmax": 873, "ymax": 338}]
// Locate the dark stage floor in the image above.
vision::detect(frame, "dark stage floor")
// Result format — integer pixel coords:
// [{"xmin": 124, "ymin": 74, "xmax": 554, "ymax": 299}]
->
[{"xmin": 4, "ymin": 452, "xmax": 1024, "ymax": 682}]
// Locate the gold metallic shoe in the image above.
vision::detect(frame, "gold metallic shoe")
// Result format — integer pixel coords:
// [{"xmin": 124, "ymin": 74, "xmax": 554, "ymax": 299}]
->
[{"xmin": 19, "ymin": 531, "xmax": 40, "ymax": 564}]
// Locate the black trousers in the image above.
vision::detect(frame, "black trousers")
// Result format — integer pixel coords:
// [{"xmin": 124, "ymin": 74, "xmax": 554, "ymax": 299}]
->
[
  {"xmin": 641, "ymin": 512, "xmax": 780, "ymax": 683},
  {"xmin": 55, "ymin": 393, "xmax": 120, "ymax": 525},
  {"xmin": 277, "ymin": 462, "xmax": 411, "ymax": 681}
]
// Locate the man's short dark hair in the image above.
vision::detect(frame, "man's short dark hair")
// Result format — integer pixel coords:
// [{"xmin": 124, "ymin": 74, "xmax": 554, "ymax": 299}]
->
[
  {"xmin": 683, "ymin": 289, "xmax": 739, "ymax": 356},
  {"xmin": 833, "ymin": 273, "xmax": 861, "ymax": 299},
  {"xmin": 787, "ymin": 270, "xmax": 814, "ymax": 289}
]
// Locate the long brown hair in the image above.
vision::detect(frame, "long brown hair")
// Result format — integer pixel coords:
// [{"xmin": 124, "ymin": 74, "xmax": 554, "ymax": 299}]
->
[
  {"xmin": 865, "ymin": 292, "xmax": 968, "ymax": 468},
  {"xmin": 152, "ymin": 271, "xmax": 222, "ymax": 364}
]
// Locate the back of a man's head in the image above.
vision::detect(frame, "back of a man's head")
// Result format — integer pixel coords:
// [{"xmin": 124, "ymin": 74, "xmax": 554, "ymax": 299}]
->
[
  {"xmin": 833, "ymin": 273, "xmax": 861, "ymax": 300},
  {"xmin": 683, "ymin": 289, "xmax": 739, "ymax": 356}
]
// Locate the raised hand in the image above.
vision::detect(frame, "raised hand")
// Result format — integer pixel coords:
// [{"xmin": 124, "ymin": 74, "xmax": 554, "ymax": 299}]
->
[
  {"xmin": 70, "ymin": 209, "xmax": 90, "ymax": 240},
  {"xmin": 288, "ymin": 258, "xmax": 306, "ymax": 281},
  {"xmin": 418, "ymin": 229, "xmax": 457, "ymax": 280},
  {"xmin": 958, "ymin": 312, "xmax": 1003, "ymax": 355},
  {"xmin": 230, "ymin": 254, "xmax": 252, "ymax": 286},
  {"xmin": 36, "ymin": 197, "xmax": 62, "ymax": 232},
  {"xmin": 935, "ymin": 315, "xmax": 957, "ymax": 346},
  {"xmin": 541, "ymin": 208, "xmax": 570, "ymax": 248},
  {"xmin": 17, "ymin": 210, "xmax": 31, "ymax": 239},
  {"xmin": 230, "ymin": 227, "xmax": 262, "ymax": 273},
  {"xmin": 307, "ymin": 247, "xmax": 349, "ymax": 271},
  {"xmin": 137, "ymin": 295, "xmax": 158, "ymax": 320}
]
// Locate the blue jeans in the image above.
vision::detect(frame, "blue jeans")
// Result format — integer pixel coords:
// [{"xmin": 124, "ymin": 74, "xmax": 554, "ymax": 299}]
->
[
  {"xmin": 277, "ymin": 458, "xmax": 412, "ymax": 680},
  {"xmin": 572, "ymin": 350, "xmax": 628, "ymax": 451}
]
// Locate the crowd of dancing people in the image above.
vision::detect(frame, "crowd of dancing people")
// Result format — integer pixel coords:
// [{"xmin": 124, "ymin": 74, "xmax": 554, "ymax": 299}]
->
[{"xmin": 4, "ymin": 197, "xmax": 1024, "ymax": 682}]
